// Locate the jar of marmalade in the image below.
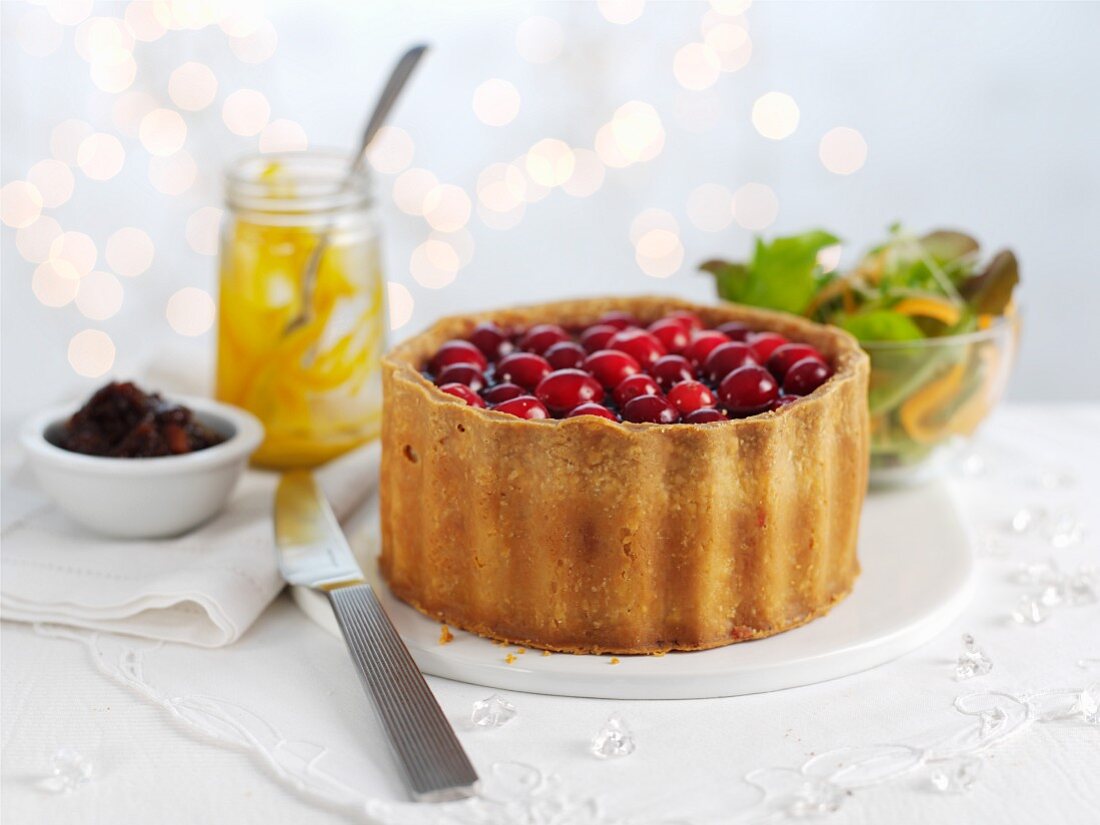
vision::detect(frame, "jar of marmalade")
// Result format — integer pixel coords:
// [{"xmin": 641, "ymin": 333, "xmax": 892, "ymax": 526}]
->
[{"xmin": 216, "ymin": 151, "xmax": 385, "ymax": 469}]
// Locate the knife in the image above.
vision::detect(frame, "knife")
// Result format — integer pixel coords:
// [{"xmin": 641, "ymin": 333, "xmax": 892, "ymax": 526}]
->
[{"xmin": 274, "ymin": 471, "xmax": 479, "ymax": 802}]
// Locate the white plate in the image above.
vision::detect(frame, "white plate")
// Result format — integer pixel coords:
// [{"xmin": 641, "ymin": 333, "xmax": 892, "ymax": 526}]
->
[{"xmin": 294, "ymin": 482, "xmax": 974, "ymax": 699}]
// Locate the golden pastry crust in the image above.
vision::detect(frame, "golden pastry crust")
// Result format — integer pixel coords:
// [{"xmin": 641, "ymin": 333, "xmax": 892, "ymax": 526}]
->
[{"xmin": 380, "ymin": 296, "xmax": 870, "ymax": 654}]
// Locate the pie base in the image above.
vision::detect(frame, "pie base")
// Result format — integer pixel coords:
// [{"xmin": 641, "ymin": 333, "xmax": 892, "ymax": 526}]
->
[{"xmin": 380, "ymin": 297, "xmax": 870, "ymax": 655}]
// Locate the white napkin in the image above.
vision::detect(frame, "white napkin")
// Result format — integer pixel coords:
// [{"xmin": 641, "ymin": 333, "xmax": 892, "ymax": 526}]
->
[{"xmin": 0, "ymin": 442, "xmax": 380, "ymax": 647}]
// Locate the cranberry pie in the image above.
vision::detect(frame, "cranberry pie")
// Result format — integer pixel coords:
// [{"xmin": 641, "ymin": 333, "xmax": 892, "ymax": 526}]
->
[{"xmin": 380, "ymin": 297, "xmax": 870, "ymax": 654}]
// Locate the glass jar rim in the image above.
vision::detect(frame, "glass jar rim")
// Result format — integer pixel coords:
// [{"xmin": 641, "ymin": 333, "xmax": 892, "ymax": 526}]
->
[{"xmin": 224, "ymin": 149, "xmax": 372, "ymax": 214}]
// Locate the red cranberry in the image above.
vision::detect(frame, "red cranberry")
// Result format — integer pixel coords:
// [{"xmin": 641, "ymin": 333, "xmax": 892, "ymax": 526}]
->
[
  {"xmin": 687, "ymin": 330, "xmax": 731, "ymax": 365},
  {"xmin": 544, "ymin": 341, "xmax": 587, "ymax": 370},
  {"xmin": 768, "ymin": 394, "xmax": 799, "ymax": 411},
  {"xmin": 496, "ymin": 352, "xmax": 551, "ymax": 390},
  {"xmin": 767, "ymin": 343, "xmax": 824, "ymax": 379},
  {"xmin": 650, "ymin": 354, "xmax": 695, "ymax": 392},
  {"xmin": 430, "ymin": 339, "xmax": 488, "ymax": 373},
  {"xmin": 469, "ymin": 322, "xmax": 513, "ymax": 361},
  {"xmin": 519, "ymin": 323, "xmax": 570, "ymax": 355},
  {"xmin": 584, "ymin": 349, "xmax": 641, "ymax": 389},
  {"xmin": 684, "ymin": 407, "xmax": 728, "ymax": 423},
  {"xmin": 783, "ymin": 358, "xmax": 833, "ymax": 396},
  {"xmin": 716, "ymin": 321, "xmax": 752, "ymax": 342},
  {"xmin": 482, "ymin": 382, "xmax": 525, "ymax": 404},
  {"xmin": 667, "ymin": 380, "xmax": 717, "ymax": 415},
  {"xmin": 718, "ymin": 365, "xmax": 779, "ymax": 416},
  {"xmin": 597, "ymin": 311, "xmax": 640, "ymax": 330},
  {"xmin": 647, "ymin": 319, "xmax": 690, "ymax": 354},
  {"xmin": 435, "ymin": 364, "xmax": 486, "ymax": 392},
  {"xmin": 703, "ymin": 341, "xmax": 757, "ymax": 383},
  {"xmin": 566, "ymin": 402, "xmax": 618, "ymax": 421},
  {"xmin": 665, "ymin": 311, "xmax": 703, "ymax": 332},
  {"xmin": 439, "ymin": 383, "xmax": 485, "ymax": 408},
  {"xmin": 492, "ymin": 395, "xmax": 549, "ymax": 420},
  {"xmin": 579, "ymin": 324, "xmax": 618, "ymax": 353},
  {"xmin": 747, "ymin": 332, "xmax": 789, "ymax": 363},
  {"xmin": 607, "ymin": 328, "xmax": 666, "ymax": 369},
  {"xmin": 535, "ymin": 369, "xmax": 605, "ymax": 412},
  {"xmin": 622, "ymin": 394, "xmax": 681, "ymax": 424},
  {"xmin": 613, "ymin": 373, "xmax": 661, "ymax": 407}
]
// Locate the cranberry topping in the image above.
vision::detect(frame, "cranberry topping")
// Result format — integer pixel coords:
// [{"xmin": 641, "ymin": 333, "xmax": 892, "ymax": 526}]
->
[
  {"xmin": 613, "ymin": 373, "xmax": 661, "ymax": 407},
  {"xmin": 584, "ymin": 349, "xmax": 641, "ymax": 389},
  {"xmin": 783, "ymin": 358, "xmax": 833, "ymax": 396},
  {"xmin": 535, "ymin": 369, "xmax": 605, "ymax": 412},
  {"xmin": 622, "ymin": 394, "xmax": 681, "ymax": 424},
  {"xmin": 579, "ymin": 324, "xmax": 619, "ymax": 353},
  {"xmin": 684, "ymin": 407, "xmax": 728, "ymax": 423},
  {"xmin": 544, "ymin": 340, "xmax": 587, "ymax": 370},
  {"xmin": 650, "ymin": 354, "xmax": 695, "ymax": 392},
  {"xmin": 718, "ymin": 365, "xmax": 779, "ymax": 416},
  {"xmin": 596, "ymin": 311, "xmax": 640, "ymax": 330},
  {"xmin": 768, "ymin": 394, "xmax": 799, "ymax": 411},
  {"xmin": 687, "ymin": 330, "xmax": 731, "ymax": 365},
  {"xmin": 430, "ymin": 339, "xmax": 488, "ymax": 373},
  {"xmin": 647, "ymin": 319, "xmax": 691, "ymax": 354},
  {"xmin": 439, "ymin": 383, "xmax": 485, "ymax": 408},
  {"xmin": 496, "ymin": 352, "xmax": 552, "ymax": 390},
  {"xmin": 716, "ymin": 321, "xmax": 752, "ymax": 342},
  {"xmin": 482, "ymin": 382, "xmax": 526, "ymax": 404},
  {"xmin": 607, "ymin": 328, "xmax": 667, "ymax": 369},
  {"xmin": 747, "ymin": 331, "xmax": 789, "ymax": 363},
  {"xmin": 566, "ymin": 402, "xmax": 619, "ymax": 421},
  {"xmin": 492, "ymin": 395, "xmax": 549, "ymax": 420},
  {"xmin": 767, "ymin": 343, "xmax": 824, "ymax": 379},
  {"xmin": 703, "ymin": 341, "xmax": 757, "ymax": 383},
  {"xmin": 435, "ymin": 364, "xmax": 486, "ymax": 392},
  {"xmin": 519, "ymin": 323, "xmax": 570, "ymax": 355},
  {"xmin": 469, "ymin": 322, "xmax": 513, "ymax": 361},
  {"xmin": 666, "ymin": 311, "xmax": 704, "ymax": 332},
  {"xmin": 667, "ymin": 380, "xmax": 717, "ymax": 415}
]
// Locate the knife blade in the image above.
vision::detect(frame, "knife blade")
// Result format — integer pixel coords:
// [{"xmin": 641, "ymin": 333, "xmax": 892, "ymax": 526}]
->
[{"xmin": 274, "ymin": 470, "xmax": 479, "ymax": 802}]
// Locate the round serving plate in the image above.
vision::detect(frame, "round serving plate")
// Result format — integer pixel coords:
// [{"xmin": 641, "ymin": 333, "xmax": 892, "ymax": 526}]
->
[{"xmin": 294, "ymin": 482, "xmax": 974, "ymax": 700}]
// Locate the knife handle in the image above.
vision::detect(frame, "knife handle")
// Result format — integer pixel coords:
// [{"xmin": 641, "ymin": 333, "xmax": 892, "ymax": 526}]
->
[{"xmin": 327, "ymin": 584, "xmax": 479, "ymax": 802}]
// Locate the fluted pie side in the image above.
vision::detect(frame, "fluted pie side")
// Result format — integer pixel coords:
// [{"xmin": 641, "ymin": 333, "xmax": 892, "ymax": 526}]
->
[{"xmin": 380, "ymin": 297, "xmax": 870, "ymax": 654}]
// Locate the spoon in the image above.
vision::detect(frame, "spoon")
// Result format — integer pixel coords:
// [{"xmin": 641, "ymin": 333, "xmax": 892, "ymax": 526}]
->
[{"xmin": 283, "ymin": 44, "xmax": 429, "ymax": 336}]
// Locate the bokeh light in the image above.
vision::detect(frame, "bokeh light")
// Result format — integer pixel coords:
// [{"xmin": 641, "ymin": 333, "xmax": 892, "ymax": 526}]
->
[
  {"xmin": 166, "ymin": 287, "xmax": 216, "ymax": 336},
  {"xmin": 597, "ymin": 0, "xmax": 645, "ymax": 25},
  {"xmin": 27, "ymin": 159, "xmax": 75, "ymax": 208},
  {"xmin": 148, "ymin": 150, "xmax": 197, "ymax": 195},
  {"xmin": 477, "ymin": 162, "xmax": 527, "ymax": 212},
  {"xmin": 409, "ymin": 239, "xmax": 460, "ymax": 289},
  {"xmin": 1, "ymin": 181, "xmax": 44, "ymax": 229},
  {"xmin": 516, "ymin": 16, "xmax": 564, "ymax": 63},
  {"xmin": 186, "ymin": 207, "xmax": 224, "ymax": 256},
  {"xmin": 601, "ymin": 101, "xmax": 665, "ymax": 166},
  {"xmin": 686, "ymin": 183, "xmax": 734, "ymax": 231},
  {"xmin": 90, "ymin": 54, "xmax": 137, "ymax": 93},
  {"xmin": 478, "ymin": 201, "xmax": 526, "ymax": 231},
  {"xmin": 525, "ymin": 138, "xmax": 575, "ymax": 187},
  {"xmin": 229, "ymin": 20, "xmax": 278, "ymax": 63},
  {"xmin": 431, "ymin": 228, "xmax": 475, "ymax": 268},
  {"xmin": 259, "ymin": 119, "xmax": 308, "ymax": 153},
  {"xmin": 673, "ymin": 43, "xmax": 721, "ymax": 91},
  {"xmin": 472, "ymin": 78, "xmax": 521, "ymax": 127},
  {"xmin": 75, "ymin": 270, "xmax": 124, "ymax": 320},
  {"xmin": 222, "ymin": 89, "xmax": 271, "ymax": 136},
  {"xmin": 77, "ymin": 133, "xmax": 126, "ymax": 181},
  {"xmin": 105, "ymin": 227, "xmax": 154, "ymax": 277},
  {"xmin": 561, "ymin": 149, "xmax": 605, "ymax": 198},
  {"xmin": 630, "ymin": 208, "xmax": 679, "ymax": 244},
  {"xmin": 139, "ymin": 108, "xmax": 187, "ymax": 156},
  {"xmin": 218, "ymin": 1, "xmax": 266, "ymax": 38},
  {"xmin": 75, "ymin": 16, "xmax": 134, "ymax": 64},
  {"xmin": 124, "ymin": 1, "xmax": 168, "ymax": 42},
  {"xmin": 422, "ymin": 184, "xmax": 472, "ymax": 233},
  {"xmin": 169, "ymin": 62, "xmax": 219, "ymax": 111},
  {"xmin": 704, "ymin": 21, "xmax": 752, "ymax": 72},
  {"xmin": 392, "ymin": 168, "xmax": 438, "ymax": 216},
  {"xmin": 50, "ymin": 119, "xmax": 93, "ymax": 164},
  {"xmin": 817, "ymin": 244, "xmax": 843, "ymax": 273},
  {"xmin": 635, "ymin": 230, "xmax": 684, "ymax": 278},
  {"xmin": 514, "ymin": 154, "xmax": 551, "ymax": 203},
  {"xmin": 32, "ymin": 260, "xmax": 80, "ymax": 307},
  {"xmin": 49, "ymin": 231, "xmax": 97, "ymax": 278},
  {"xmin": 752, "ymin": 92, "xmax": 800, "ymax": 140},
  {"xmin": 709, "ymin": 0, "xmax": 753, "ymax": 13},
  {"xmin": 17, "ymin": 8, "xmax": 64, "ymax": 57},
  {"xmin": 16, "ymin": 215, "xmax": 63, "ymax": 263},
  {"xmin": 366, "ymin": 126, "xmax": 414, "ymax": 174},
  {"xmin": 387, "ymin": 281, "xmax": 414, "ymax": 330},
  {"xmin": 47, "ymin": 0, "xmax": 94, "ymax": 27},
  {"xmin": 68, "ymin": 329, "xmax": 116, "ymax": 378},
  {"xmin": 112, "ymin": 91, "xmax": 158, "ymax": 137},
  {"xmin": 732, "ymin": 182, "xmax": 779, "ymax": 230},
  {"xmin": 819, "ymin": 127, "xmax": 868, "ymax": 175}
]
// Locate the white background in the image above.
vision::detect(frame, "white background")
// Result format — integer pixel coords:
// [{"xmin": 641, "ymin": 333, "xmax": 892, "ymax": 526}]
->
[{"xmin": 3, "ymin": 0, "xmax": 1100, "ymax": 425}]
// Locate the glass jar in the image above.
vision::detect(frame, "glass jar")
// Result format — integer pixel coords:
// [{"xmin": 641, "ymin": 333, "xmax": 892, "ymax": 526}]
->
[{"xmin": 216, "ymin": 151, "xmax": 385, "ymax": 469}]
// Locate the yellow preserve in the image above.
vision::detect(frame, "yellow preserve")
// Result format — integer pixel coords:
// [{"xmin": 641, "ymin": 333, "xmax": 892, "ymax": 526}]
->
[{"xmin": 217, "ymin": 152, "xmax": 385, "ymax": 469}]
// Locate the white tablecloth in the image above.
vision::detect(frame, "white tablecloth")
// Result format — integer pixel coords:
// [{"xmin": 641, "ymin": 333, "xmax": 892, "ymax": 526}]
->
[{"xmin": 3, "ymin": 405, "xmax": 1099, "ymax": 825}]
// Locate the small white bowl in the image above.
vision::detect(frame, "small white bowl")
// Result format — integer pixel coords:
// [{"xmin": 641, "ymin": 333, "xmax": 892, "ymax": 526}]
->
[{"xmin": 19, "ymin": 396, "xmax": 264, "ymax": 539}]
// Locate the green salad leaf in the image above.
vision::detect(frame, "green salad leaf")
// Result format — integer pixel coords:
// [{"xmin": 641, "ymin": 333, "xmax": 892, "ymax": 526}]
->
[{"xmin": 835, "ymin": 310, "xmax": 924, "ymax": 342}]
